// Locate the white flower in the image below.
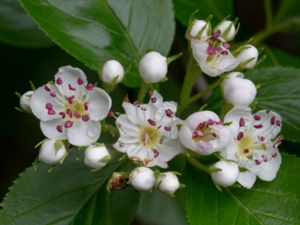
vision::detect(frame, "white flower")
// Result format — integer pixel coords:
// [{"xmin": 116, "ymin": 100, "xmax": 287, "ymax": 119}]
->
[
  {"xmin": 223, "ymin": 72, "xmax": 257, "ymax": 107},
  {"xmin": 20, "ymin": 90, "xmax": 33, "ymax": 113},
  {"xmin": 129, "ymin": 167, "xmax": 156, "ymax": 191},
  {"xmin": 189, "ymin": 20, "xmax": 209, "ymax": 39},
  {"xmin": 191, "ymin": 33, "xmax": 239, "ymax": 77},
  {"xmin": 31, "ymin": 66, "xmax": 112, "ymax": 147},
  {"xmin": 179, "ymin": 111, "xmax": 231, "ymax": 155},
  {"xmin": 211, "ymin": 160, "xmax": 239, "ymax": 187},
  {"xmin": 139, "ymin": 51, "xmax": 168, "ymax": 83},
  {"xmin": 157, "ymin": 172, "xmax": 180, "ymax": 195},
  {"xmin": 221, "ymin": 107, "xmax": 282, "ymax": 188},
  {"xmin": 236, "ymin": 44, "xmax": 259, "ymax": 69},
  {"xmin": 114, "ymin": 91, "xmax": 183, "ymax": 168},
  {"xmin": 38, "ymin": 139, "xmax": 67, "ymax": 164},
  {"xmin": 84, "ymin": 144, "xmax": 111, "ymax": 169},
  {"xmin": 100, "ymin": 60, "xmax": 125, "ymax": 84},
  {"xmin": 215, "ymin": 20, "xmax": 236, "ymax": 41}
]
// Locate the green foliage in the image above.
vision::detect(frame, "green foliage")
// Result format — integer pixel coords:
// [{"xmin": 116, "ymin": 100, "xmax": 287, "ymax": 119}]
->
[
  {"xmin": 0, "ymin": 150, "xmax": 139, "ymax": 225},
  {"xmin": 274, "ymin": 0, "xmax": 300, "ymax": 24},
  {"xmin": 0, "ymin": 0, "xmax": 52, "ymax": 48},
  {"xmin": 20, "ymin": 0, "xmax": 175, "ymax": 87},
  {"xmin": 185, "ymin": 153, "xmax": 300, "ymax": 225},
  {"xmin": 173, "ymin": 0, "xmax": 233, "ymax": 25}
]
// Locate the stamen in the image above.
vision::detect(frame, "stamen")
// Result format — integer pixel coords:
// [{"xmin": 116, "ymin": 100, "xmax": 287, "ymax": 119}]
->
[
  {"xmin": 45, "ymin": 103, "xmax": 53, "ymax": 110},
  {"xmin": 254, "ymin": 124, "xmax": 263, "ymax": 129},
  {"xmin": 56, "ymin": 125, "xmax": 63, "ymax": 133},
  {"xmin": 258, "ymin": 136, "xmax": 265, "ymax": 142},
  {"xmin": 222, "ymin": 42, "xmax": 230, "ymax": 49},
  {"xmin": 108, "ymin": 111, "xmax": 115, "ymax": 118},
  {"xmin": 147, "ymin": 119, "xmax": 156, "ymax": 126},
  {"xmin": 255, "ymin": 160, "xmax": 261, "ymax": 165},
  {"xmin": 211, "ymin": 30, "xmax": 221, "ymax": 40},
  {"xmin": 272, "ymin": 152, "xmax": 278, "ymax": 158},
  {"xmin": 68, "ymin": 84, "xmax": 76, "ymax": 91},
  {"xmin": 64, "ymin": 120, "xmax": 74, "ymax": 128},
  {"xmin": 153, "ymin": 149, "xmax": 159, "ymax": 158},
  {"xmin": 254, "ymin": 115, "xmax": 261, "ymax": 120},
  {"xmin": 164, "ymin": 126, "xmax": 171, "ymax": 131},
  {"xmin": 237, "ymin": 131, "xmax": 244, "ymax": 140},
  {"xmin": 192, "ymin": 130, "xmax": 204, "ymax": 139},
  {"xmin": 270, "ymin": 116, "xmax": 276, "ymax": 125},
  {"xmin": 82, "ymin": 114, "xmax": 90, "ymax": 122},
  {"xmin": 74, "ymin": 113, "xmax": 81, "ymax": 119},
  {"xmin": 66, "ymin": 108, "xmax": 73, "ymax": 118},
  {"xmin": 50, "ymin": 92, "xmax": 56, "ymax": 97},
  {"xmin": 221, "ymin": 50, "xmax": 228, "ymax": 55},
  {"xmin": 67, "ymin": 95, "xmax": 75, "ymax": 104},
  {"xmin": 243, "ymin": 149, "xmax": 249, "ymax": 154},
  {"xmin": 44, "ymin": 85, "xmax": 51, "ymax": 92},
  {"xmin": 56, "ymin": 77, "xmax": 63, "ymax": 85},
  {"xmin": 86, "ymin": 83, "xmax": 94, "ymax": 90},
  {"xmin": 276, "ymin": 120, "xmax": 281, "ymax": 127},
  {"xmin": 48, "ymin": 109, "xmax": 56, "ymax": 115},
  {"xmin": 197, "ymin": 122, "xmax": 206, "ymax": 129},
  {"xmin": 239, "ymin": 117, "xmax": 245, "ymax": 127},
  {"xmin": 261, "ymin": 155, "xmax": 268, "ymax": 162},
  {"xmin": 150, "ymin": 97, "xmax": 157, "ymax": 103},
  {"xmin": 165, "ymin": 109, "xmax": 173, "ymax": 117},
  {"xmin": 77, "ymin": 78, "xmax": 84, "ymax": 85},
  {"xmin": 59, "ymin": 112, "xmax": 66, "ymax": 119},
  {"xmin": 84, "ymin": 102, "xmax": 89, "ymax": 111}
]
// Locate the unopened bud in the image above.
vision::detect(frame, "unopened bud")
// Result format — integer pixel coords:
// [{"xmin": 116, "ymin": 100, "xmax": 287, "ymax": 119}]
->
[
  {"xmin": 20, "ymin": 91, "xmax": 33, "ymax": 113},
  {"xmin": 157, "ymin": 172, "xmax": 180, "ymax": 195},
  {"xmin": 215, "ymin": 20, "xmax": 236, "ymax": 41},
  {"xmin": 107, "ymin": 172, "xmax": 128, "ymax": 191},
  {"xmin": 84, "ymin": 144, "xmax": 111, "ymax": 169},
  {"xmin": 237, "ymin": 45, "xmax": 259, "ymax": 69},
  {"xmin": 38, "ymin": 139, "xmax": 67, "ymax": 164},
  {"xmin": 139, "ymin": 51, "xmax": 168, "ymax": 84},
  {"xmin": 223, "ymin": 72, "xmax": 256, "ymax": 107},
  {"xmin": 129, "ymin": 167, "xmax": 156, "ymax": 191},
  {"xmin": 211, "ymin": 160, "xmax": 239, "ymax": 187},
  {"xmin": 101, "ymin": 60, "xmax": 125, "ymax": 84},
  {"xmin": 189, "ymin": 20, "xmax": 209, "ymax": 39}
]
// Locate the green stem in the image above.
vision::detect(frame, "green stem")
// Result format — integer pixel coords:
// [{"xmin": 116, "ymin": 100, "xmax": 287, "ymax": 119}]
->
[
  {"xmin": 178, "ymin": 57, "xmax": 201, "ymax": 113},
  {"xmin": 185, "ymin": 78, "xmax": 221, "ymax": 106},
  {"xmin": 264, "ymin": 0, "xmax": 273, "ymax": 29},
  {"xmin": 186, "ymin": 156, "xmax": 210, "ymax": 174},
  {"xmin": 137, "ymin": 82, "xmax": 148, "ymax": 103}
]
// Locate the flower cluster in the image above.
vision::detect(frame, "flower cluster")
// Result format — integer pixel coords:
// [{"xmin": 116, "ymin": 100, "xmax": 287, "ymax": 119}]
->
[{"xmin": 19, "ymin": 16, "xmax": 282, "ymax": 195}]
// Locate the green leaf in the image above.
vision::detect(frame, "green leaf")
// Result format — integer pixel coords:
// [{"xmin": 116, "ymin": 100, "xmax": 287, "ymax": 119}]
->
[
  {"xmin": 73, "ymin": 186, "xmax": 140, "ymax": 225},
  {"xmin": 20, "ymin": 0, "xmax": 175, "ymax": 87},
  {"xmin": 0, "ymin": 150, "xmax": 123, "ymax": 225},
  {"xmin": 173, "ymin": 0, "xmax": 233, "ymax": 26},
  {"xmin": 247, "ymin": 67, "xmax": 300, "ymax": 142},
  {"xmin": 274, "ymin": 0, "xmax": 300, "ymax": 24},
  {"xmin": 0, "ymin": 0, "xmax": 52, "ymax": 48},
  {"xmin": 185, "ymin": 153, "xmax": 300, "ymax": 225}
]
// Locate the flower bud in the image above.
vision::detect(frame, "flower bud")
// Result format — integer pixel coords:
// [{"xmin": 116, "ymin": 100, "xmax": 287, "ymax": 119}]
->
[
  {"xmin": 157, "ymin": 172, "xmax": 180, "ymax": 195},
  {"xmin": 84, "ymin": 144, "xmax": 111, "ymax": 169},
  {"xmin": 129, "ymin": 167, "xmax": 156, "ymax": 191},
  {"xmin": 101, "ymin": 60, "xmax": 125, "ymax": 84},
  {"xmin": 38, "ymin": 139, "xmax": 67, "ymax": 164},
  {"xmin": 20, "ymin": 91, "xmax": 33, "ymax": 113},
  {"xmin": 215, "ymin": 20, "xmax": 236, "ymax": 41},
  {"xmin": 189, "ymin": 20, "xmax": 209, "ymax": 38},
  {"xmin": 237, "ymin": 45, "xmax": 259, "ymax": 69},
  {"xmin": 223, "ymin": 72, "xmax": 257, "ymax": 107},
  {"xmin": 139, "ymin": 51, "xmax": 168, "ymax": 84},
  {"xmin": 107, "ymin": 172, "xmax": 128, "ymax": 191},
  {"xmin": 211, "ymin": 160, "xmax": 239, "ymax": 187}
]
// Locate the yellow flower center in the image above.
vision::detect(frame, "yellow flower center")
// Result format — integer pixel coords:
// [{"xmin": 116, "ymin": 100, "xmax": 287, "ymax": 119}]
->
[
  {"xmin": 238, "ymin": 134, "xmax": 267, "ymax": 157},
  {"xmin": 139, "ymin": 126, "xmax": 160, "ymax": 148}
]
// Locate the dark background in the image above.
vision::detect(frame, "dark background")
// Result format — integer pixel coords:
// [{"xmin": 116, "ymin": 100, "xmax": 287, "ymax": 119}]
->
[{"xmin": 0, "ymin": 1, "xmax": 299, "ymax": 224}]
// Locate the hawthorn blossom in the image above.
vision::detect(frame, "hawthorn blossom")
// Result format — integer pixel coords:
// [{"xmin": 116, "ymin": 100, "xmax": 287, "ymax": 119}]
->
[
  {"xmin": 114, "ymin": 91, "xmax": 183, "ymax": 168},
  {"xmin": 31, "ymin": 66, "xmax": 112, "ymax": 146},
  {"xmin": 179, "ymin": 111, "xmax": 231, "ymax": 155},
  {"xmin": 190, "ymin": 20, "xmax": 239, "ymax": 77},
  {"xmin": 221, "ymin": 107, "xmax": 282, "ymax": 188}
]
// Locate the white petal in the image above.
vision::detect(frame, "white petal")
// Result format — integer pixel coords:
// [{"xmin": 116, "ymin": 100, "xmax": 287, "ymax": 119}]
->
[
  {"xmin": 40, "ymin": 119, "xmax": 67, "ymax": 140},
  {"xmin": 154, "ymin": 139, "xmax": 184, "ymax": 164},
  {"xmin": 224, "ymin": 107, "xmax": 253, "ymax": 135},
  {"xmin": 251, "ymin": 110, "xmax": 282, "ymax": 139},
  {"xmin": 87, "ymin": 87, "xmax": 112, "ymax": 121},
  {"xmin": 31, "ymin": 85, "xmax": 64, "ymax": 121},
  {"xmin": 67, "ymin": 120, "xmax": 101, "ymax": 146},
  {"xmin": 122, "ymin": 102, "xmax": 139, "ymax": 124},
  {"xmin": 250, "ymin": 151, "xmax": 282, "ymax": 181},
  {"xmin": 54, "ymin": 66, "xmax": 88, "ymax": 97},
  {"xmin": 149, "ymin": 90, "xmax": 163, "ymax": 106},
  {"xmin": 237, "ymin": 171, "xmax": 257, "ymax": 189},
  {"xmin": 116, "ymin": 114, "xmax": 139, "ymax": 136}
]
